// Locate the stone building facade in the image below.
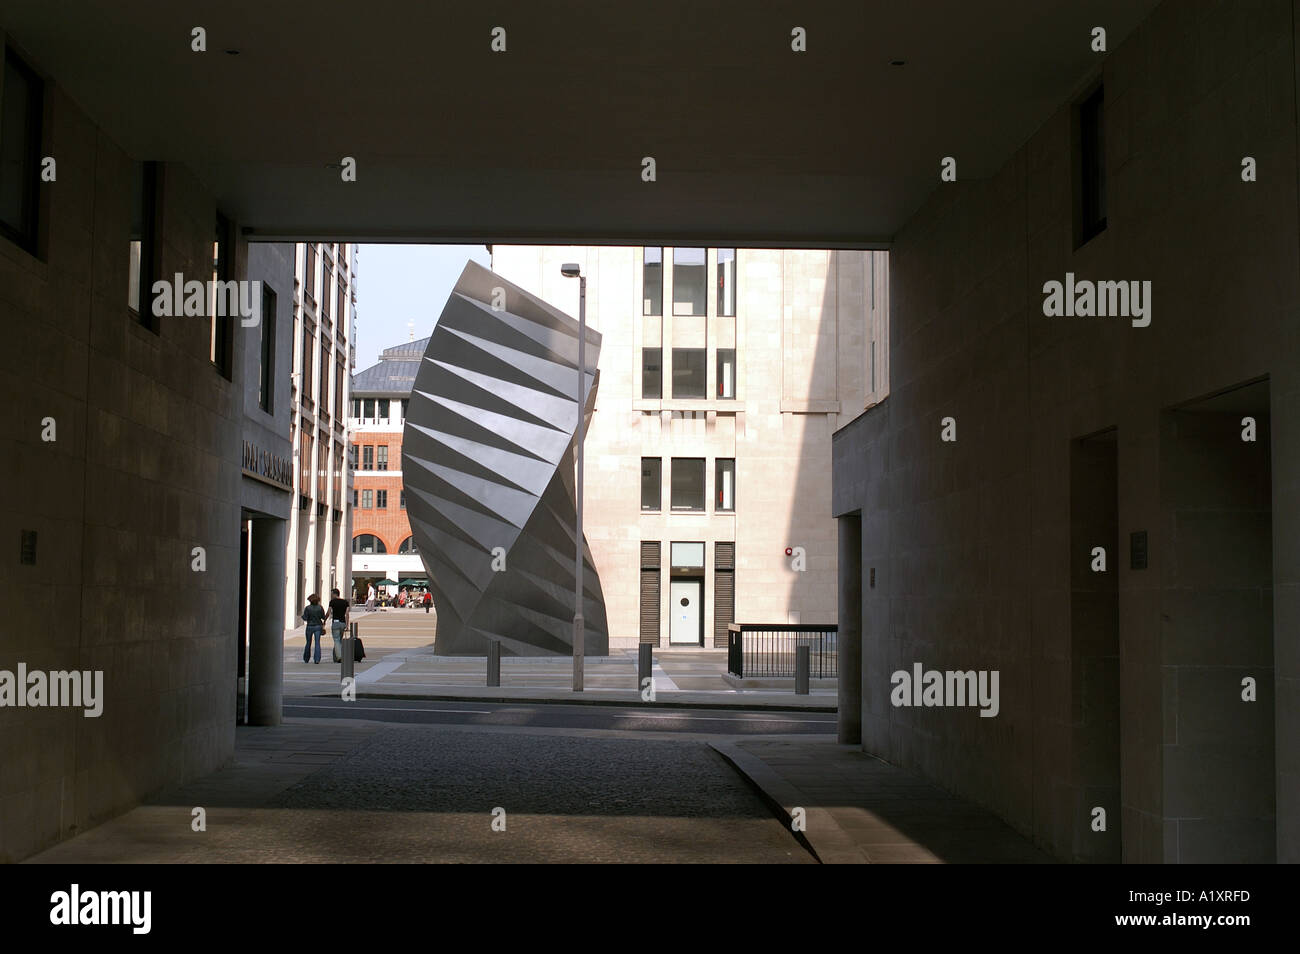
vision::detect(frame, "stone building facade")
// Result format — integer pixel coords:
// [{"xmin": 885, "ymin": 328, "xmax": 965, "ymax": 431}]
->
[{"xmin": 491, "ymin": 245, "xmax": 888, "ymax": 649}]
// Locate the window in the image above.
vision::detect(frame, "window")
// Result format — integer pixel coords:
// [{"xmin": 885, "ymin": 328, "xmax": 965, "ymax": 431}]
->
[
  {"xmin": 349, "ymin": 444, "xmax": 358, "ymax": 470},
  {"xmin": 643, "ymin": 247, "xmax": 662, "ymax": 315},
  {"xmin": 642, "ymin": 348, "xmax": 662, "ymax": 399},
  {"xmin": 363, "ymin": 398, "xmax": 375, "ymax": 419},
  {"xmin": 717, "ymin": 248, "xmax": 736, "ymax": 316},
  {"xmin": 319, "ymin": 349, "xmax": 330, "ymax": 413},
  {"xmin": 1078, "ymin": 85, "xmax": 1106, "ymax": 245},
  {"xmin": 398, "ymin": 536, "xmax": 418, "ymax": 554},
  {"xmin": 258, "ymin": 284, "xmax": 276, "ymax": 413},
  {"xmin": 400, "ymin": 490, "xmax": 406, "ymax": 510},
  {"xmin": 351, "ymin": 398, "xmax": 361, "ymax": 418},
  {"xmin": 321, "ymin": 263, "xmax": 333, "ymax": 323},
  {"xmin": 362, "ymin": 445, "xmax": 374, "ymax": 469},
  {"xmin": 334, "ymin": 445, "xmax": 342, "ymax": 504},
  {"xmin": 670, "ymin": 542, "xmax": 705, "ymax": 568},
  {"xmin": 716, "ymin": 348, "xmax": 735, "ymax": 399},
  {"xmin": 337, "ymin": 284, "xmax": 346, "ymax": 329},
  {"xmin": 641, "ymin": 458, "xmax": 661, "ymax": 511},
  {"xmin": 401, "ymin": 398, "xmax": 409, "ymax": 420},
  {"xmin": 715, "ymin": 458, "xmax": 735, "ymax": 512},
  {"xmin": 0, "ymin": 48, "xmax": 43, "ymax": 253},
  {"xmin": 361, "ymin": 489, "xmax": 373, "ymax": 509},
  {"xmin": 376, "ymin": 489, "xmax": 388, "ymax": 508},
  {"xmin": 300, "ymin": 430, "xmax": 312, "ymax": 490},
  {"xmin": 673, "ymin": 248, "xmax": 706, "ymax": 316},
  {"xmin": 301, "ymin": 324, "xmax": 314, "ymax": 406},
  {"xmin": 672, "ymin": 348, "xmax": 706, "ymax": 399},
  {"xmin": 671, "ymin": 458, "xmax": 705, "ymax": 511},
  {"xmin": 304, "ymin": 244, "xmax": 316, "ymax": 302},
  {"xmin": 127, "ymin": 161, "xmax": 158, "ymax": 329},
  {"xmin": 376, "ymin": 446, "xmax": 388, "ymax": 471},
  {"xmin": 352, "ymin": 534, "xmax": 386, "ymax": 554},
  {"xmin": 316, "ymin": 427, "xmax": 326, "ymax": 501},
  {"xmin": 335, "ymin": 359, "xmax": 344, "ymax": 419},
  {"xmin": 378, "ymin": 398, "xmax": 390, "ymax": 419},
  {"xmin": 210, "ymin": 213, "xmax": 233, "ymax": 378},
  {"xmin": 352, "ymin": 489, "xmax": 358, "ymax": 508}
]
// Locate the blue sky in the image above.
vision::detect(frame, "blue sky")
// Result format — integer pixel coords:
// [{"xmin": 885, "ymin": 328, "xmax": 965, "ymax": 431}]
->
[{"xmin": 352, "ymin": 244, "xmax": 491, "ymax": 372}]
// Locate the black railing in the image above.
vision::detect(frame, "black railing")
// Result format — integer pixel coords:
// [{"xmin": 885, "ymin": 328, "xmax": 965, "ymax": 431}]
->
[{"xmin": 727, "ymin": 624, "xmax": 838, "ymax": 678}]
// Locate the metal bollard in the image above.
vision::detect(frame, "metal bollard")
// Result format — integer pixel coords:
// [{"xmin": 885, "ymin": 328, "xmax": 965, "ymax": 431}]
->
[
  {"xmin": 795, "ymin": 644, "xmax": 810, "ymax": 695},
  {"xmin": 487, "ymin": 640, "xmax": 501, "ymax": 687},
  {"xmin": 638, "ymin": 643, "xmax": 653, "ymax": 687},
  {"xmin": 342, "ymin": 621, "xmax": 356, "ymax": 683}
]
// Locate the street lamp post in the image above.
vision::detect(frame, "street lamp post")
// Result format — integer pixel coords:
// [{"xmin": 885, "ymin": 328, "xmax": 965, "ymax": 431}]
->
[{"xmin": 562, "ymin": 264, "xmax": 586, "ymax": 692}]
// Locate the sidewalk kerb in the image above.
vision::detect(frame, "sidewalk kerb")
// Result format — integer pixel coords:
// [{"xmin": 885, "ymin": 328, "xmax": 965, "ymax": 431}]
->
[
  {"xmin": 710, "ymin": 739, "xmax": 868, "ymax": 864},
  {"xmin": 333, "ymin": 689, "xmax": 836, "ymax": 713}
]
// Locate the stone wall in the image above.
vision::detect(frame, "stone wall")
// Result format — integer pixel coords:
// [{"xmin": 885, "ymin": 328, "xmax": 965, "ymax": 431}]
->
[
  {"xmin": 0, "ymin": 85, "xmax": 243, "ymax": 861},
  {"xmin": 834, "ymin": 0, "xmax": 1300, "ymax": 862}
]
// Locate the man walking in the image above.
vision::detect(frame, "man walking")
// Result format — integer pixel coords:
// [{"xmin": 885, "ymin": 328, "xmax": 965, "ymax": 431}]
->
[
  {"xmin": 325, "ymin": 588, "xmax": 350, "ymax": 664},
  {"xmin": 366, "ymin": 583, "xmax": 376, "ymax": 613}
]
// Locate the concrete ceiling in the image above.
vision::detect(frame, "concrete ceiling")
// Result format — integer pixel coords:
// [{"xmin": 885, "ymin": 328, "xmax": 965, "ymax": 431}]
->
[{"xmin": 3, "ymin": 1, "xmax": 1160, "ymax": 246}]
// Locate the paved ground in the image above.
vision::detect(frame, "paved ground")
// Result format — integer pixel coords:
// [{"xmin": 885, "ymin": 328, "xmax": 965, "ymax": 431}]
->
[
  {"xmin": 283, "ymin": 611, "xmax": 836, "ymax": 709},
  {"xmin": 27, "ymin": 721, "xmax": 814, "ymax": 864},
  {"xmin": 713, "ymin": 738, "xmax": 1054, "ymax": 864},
  {"xmin": 26, "ymin": 617, "xmax": 1050, "ymax": 864},
  {"xmin": 284, "ymin": 695, "xmax": 838, "ymax": 734}
]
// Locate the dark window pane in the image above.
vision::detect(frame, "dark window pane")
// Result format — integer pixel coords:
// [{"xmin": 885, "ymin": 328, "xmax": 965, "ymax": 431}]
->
[
  {"xmin": 717, "ymin": 249, "xmax": 736, "ymax": 316},
  {"xmin": 642, "ymin": 348, "xmax": 662, "ymax": 399},
  {"xmin": 0, "ymin": 51, "xmax": 41, "ymax": 251},
  {"xmin": 641, "ymin": 458, "xmax": 661, "ymax": 511},
  {"xmin": 378, "ymin": 398, "xmax": 390, "ymax": 418},
  {"xmin": 673, "ymin": 248, "xmax": 706, "ymax": 316},
  {"xmin": 259, "ymin": 285, "xmax": 276, "ymax": 412},
  {"xmin": 1079, "ymin": 86, "xmax": 1106, "ymax": 243},
  {"xmin": 672, "ymin": 348, "xmax": 706, "ymax": 399},
  {"xmin": 643, "ymin": 247, "xmax": 662, "ymax": 316},
  {"xmin": 671, "ymin": 458, "xmax": 705, "ymax": 511}
]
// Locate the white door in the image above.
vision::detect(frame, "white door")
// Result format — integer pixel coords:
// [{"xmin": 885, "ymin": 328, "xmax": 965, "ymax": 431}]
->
[{"xmin": 669, "ymin": 579, "xmax": 702, "ymax": 645}]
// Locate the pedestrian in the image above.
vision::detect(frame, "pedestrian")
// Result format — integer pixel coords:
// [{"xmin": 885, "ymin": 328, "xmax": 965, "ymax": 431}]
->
[
  {"xmin": 325, "ymin": 588, "xmax": 350, "ymax": 664},
  {"xmin": 423, "ymin": 590, "xmax": 432, "ymax": 614},
  {"xmin": 366, "ymin": 583, "xmax": 375, "ymax": 613},
  {"xmin": 301, "ymin": 593, "xmax": 326, "ymax": 664}
]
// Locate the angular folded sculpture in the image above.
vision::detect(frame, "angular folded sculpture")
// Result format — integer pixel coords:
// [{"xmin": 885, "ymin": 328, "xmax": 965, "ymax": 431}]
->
[{"xmin": 402, "ymin": 261, "xmax": 608, "ymax": 656}]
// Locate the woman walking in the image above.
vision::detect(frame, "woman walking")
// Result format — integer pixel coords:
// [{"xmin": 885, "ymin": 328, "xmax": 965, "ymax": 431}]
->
[{"xmin": 301, "ymin": 593, "xmax": 326, "ymax": 664}]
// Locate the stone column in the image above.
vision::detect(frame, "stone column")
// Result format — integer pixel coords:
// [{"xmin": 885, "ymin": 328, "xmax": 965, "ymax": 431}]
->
[
  {"xmin": 837, "ymin": 514, "xmax": 862, "ymax": 744},
  {"xmin": 248, "ymin": 517, "xmax": 287, "ymax": 726}
]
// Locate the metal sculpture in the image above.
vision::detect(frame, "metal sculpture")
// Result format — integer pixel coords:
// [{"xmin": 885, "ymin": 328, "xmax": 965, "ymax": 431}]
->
[{"xmin": 402, "ymin": 261, "xmax": 608, "ymax": 656}]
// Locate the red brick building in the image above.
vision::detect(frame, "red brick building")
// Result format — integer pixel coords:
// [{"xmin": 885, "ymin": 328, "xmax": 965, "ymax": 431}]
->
[{"xmin": 349, "ymin": 337, "xmax": 426, "ymax": 599}]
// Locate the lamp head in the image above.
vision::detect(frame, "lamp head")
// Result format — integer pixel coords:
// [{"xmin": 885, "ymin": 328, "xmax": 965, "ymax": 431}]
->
[{"xmin": 560, "ymin": 263, "xmax": 582, "ymax": 278}]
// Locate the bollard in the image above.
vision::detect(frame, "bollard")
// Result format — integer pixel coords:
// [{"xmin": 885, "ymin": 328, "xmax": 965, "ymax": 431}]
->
[
  {"xmin": 638, "ymin": 643, "xmax": 653, "ymax": 687},
  {"xmin": 342, "ymin": 621, "xmax": 356, "ymax": 683},
  {"xmin": 795, "ymin": 644, "xmax": 810, "ymax": 695},
  {"xmin": 487, "ymin": 640, "xmax": 501, "ymax": 687}
]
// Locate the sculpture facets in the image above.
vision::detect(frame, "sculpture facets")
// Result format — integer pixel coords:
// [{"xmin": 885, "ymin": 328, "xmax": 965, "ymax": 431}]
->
[{"xmin": 402, "ymin": 261, "xmax": 608, "ymax": 656}]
